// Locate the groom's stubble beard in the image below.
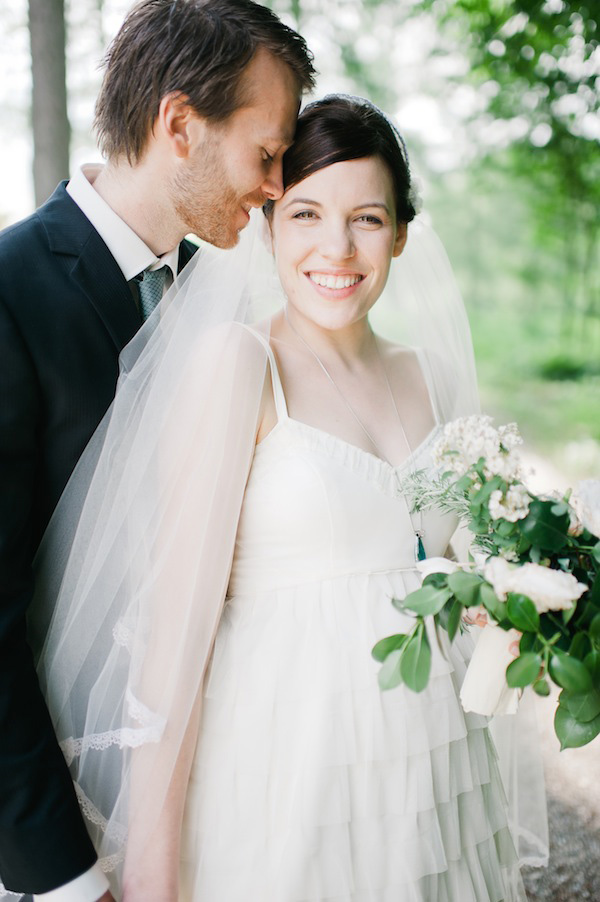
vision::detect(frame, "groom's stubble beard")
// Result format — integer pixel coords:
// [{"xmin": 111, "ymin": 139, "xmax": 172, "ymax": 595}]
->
[{"xmin": 171, "ymin": 138, "xmax": 265, "ymax": 249}]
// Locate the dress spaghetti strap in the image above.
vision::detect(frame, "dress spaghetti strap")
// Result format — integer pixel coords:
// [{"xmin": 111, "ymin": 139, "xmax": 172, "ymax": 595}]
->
[{"xmin": 241, "ymin": 325, "xmax": 289, "ymax": 422}]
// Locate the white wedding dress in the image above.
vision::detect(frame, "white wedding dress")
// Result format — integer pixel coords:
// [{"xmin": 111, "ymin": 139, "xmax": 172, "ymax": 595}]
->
[{"xmin": 179, "ymin": 338, "xmax": 526, "ymax": 902}]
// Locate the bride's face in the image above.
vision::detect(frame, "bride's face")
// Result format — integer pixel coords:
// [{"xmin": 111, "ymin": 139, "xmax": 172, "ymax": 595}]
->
[{"xmin": 269, "ymin": 156, "xmax": 407, "ymax": 332}]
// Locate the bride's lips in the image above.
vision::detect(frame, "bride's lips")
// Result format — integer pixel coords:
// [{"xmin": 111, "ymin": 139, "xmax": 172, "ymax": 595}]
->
[{"xmin": 304, "ymin": 270, "xmax": 366, "ymax": 300}]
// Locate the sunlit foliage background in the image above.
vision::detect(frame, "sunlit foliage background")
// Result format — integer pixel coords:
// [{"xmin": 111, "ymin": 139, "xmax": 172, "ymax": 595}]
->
[{"xmin": 1, "ymin": 0, "xmax": 598, "ymax": 479}]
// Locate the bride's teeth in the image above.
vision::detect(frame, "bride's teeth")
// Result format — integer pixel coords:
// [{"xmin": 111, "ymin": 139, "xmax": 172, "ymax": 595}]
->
[{"xmin": 309, "ymin": 273, "xmax": 362, "ymax": 289}]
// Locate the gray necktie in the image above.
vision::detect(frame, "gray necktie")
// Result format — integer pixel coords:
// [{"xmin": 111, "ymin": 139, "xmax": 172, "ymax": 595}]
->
[{"xmin": 138, "ymin": 265, "xmax": 169, "ymax": 321}]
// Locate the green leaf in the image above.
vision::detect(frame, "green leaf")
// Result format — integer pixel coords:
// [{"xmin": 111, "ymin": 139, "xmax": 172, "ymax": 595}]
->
[
  {"xmin": 372, "ymin": 633, "xmax": 409, "ymax": 663},
  {"xmin": 472, "ymin": 475, "xmax": 503, "ymax": 505},
  {"xmin": 562, "ymin": 689, "xmax": 600, "ymax": 723},
  {"xmin": 506, "ymin": 652, "xmax": 542, "ymax": 688},
  {"xmin": 551, "ymin": 501, "xmax": 569, "ymax": 517},
  {"xmin": 400, "ymin": 624, "xmax": 431, "ymax": 693},
  {"xmin": 446, "ymin": 599, "xmax": 463, "ymax": 643},
  {"xmin": 519, "ymin": 631, "xmax": 538, "ymax": 653},
  {"xmin": 592, "ymin": 543, "xmax": 600, "ymax": 565},
  {"xmin": 532, "ymin": 678, "xmax": 551, "ymax": 697},
  {"xmin": 507, "ymin": 593, "xmax": 540, "ymax": 633},
  {"xmin": 568, "ymin": 632, "xmax": 591, "ymax": 661},
  {"xmin": 585, "ymin": 650, "xmax": 600, "ymax": 682},
  {"xmin": 555, "ymin": 705, "xmax": 600, "ymax": 750},
  {"xmin": 562, "ymin": 602, "xmax": 577, "ymax": 626},
  {"xmin": 447, "ymin": 570, "xmax": 482, "ymax": 606},
  {"xmin": 454, "ymin": 474, "xmax": 474, "ymax": 494},
  {"xmin": 521, "ymin": 500, "xmax": 569, "ymax": 553},
  {"xmin": 591, "ymin": 574, "xmax": 600, "ymax": 607},
  {"xmin": 377, "ymin": 649, "xmax": 404, "ymax": 690},
  {"xmin": 392, "ymin": 585, "xmax": 452, "ymax": 617},
  {"xmin": 422, "ymin": 572, "xmax": 449, "ymax": 589},
  {"xmin": 479, "ymin": 582, "xmax": 508, "ymax": 623},
  {"xmin": 549, "ymin": 652, "xmax": 594, "ymax": 693},
  {"xmin": 590, "ymin": 613, "xmax": 600, "ymax": 644}
]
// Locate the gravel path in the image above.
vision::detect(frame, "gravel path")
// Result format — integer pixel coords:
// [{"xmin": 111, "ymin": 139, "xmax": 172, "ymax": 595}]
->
[{"xmin": 522, "ymin": 693, "xmax": 600, "ymax": 901}]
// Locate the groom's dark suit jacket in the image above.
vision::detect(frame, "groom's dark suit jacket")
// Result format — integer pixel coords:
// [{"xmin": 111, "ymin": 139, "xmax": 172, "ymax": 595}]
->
[{"xmin": 0, "ymin": 182, "xmax": 196, "ymax": 893}]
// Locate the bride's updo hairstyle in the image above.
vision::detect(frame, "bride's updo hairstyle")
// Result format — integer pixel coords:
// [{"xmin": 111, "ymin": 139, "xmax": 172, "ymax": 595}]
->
[{"xmin": 264, "ymin": 95, "xmax": 417, "ymax": 224}]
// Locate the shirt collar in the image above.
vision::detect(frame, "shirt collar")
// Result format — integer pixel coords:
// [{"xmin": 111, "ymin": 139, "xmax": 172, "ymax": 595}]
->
[{"xmin": 66, "ymin": 164, "xmax": 180, "ymax": 281}]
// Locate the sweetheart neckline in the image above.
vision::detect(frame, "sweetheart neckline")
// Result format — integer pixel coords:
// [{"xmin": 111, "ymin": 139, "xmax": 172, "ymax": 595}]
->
[{"xmin": 255, "ymin": 417, "xmax": 441, "ymax": 474}]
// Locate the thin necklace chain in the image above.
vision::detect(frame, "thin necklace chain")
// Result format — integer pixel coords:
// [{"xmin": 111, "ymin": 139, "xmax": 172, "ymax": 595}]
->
[
  {"xmin": 284, "ymin": 309, "xmax": 409, "ymax": 466},
  {"xmin": 283, "ymin": 308, "xmax": 426, "ymax": 558}
]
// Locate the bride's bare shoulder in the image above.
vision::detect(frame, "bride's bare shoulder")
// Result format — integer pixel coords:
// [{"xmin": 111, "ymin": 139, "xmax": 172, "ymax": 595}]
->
[
  {"xmin": 379, "ymin": 338, "xmax": 425, "ymax": 378},
  {"xmin": 378, "ymin": 338, "xmax": 435, "ymax": 414}
]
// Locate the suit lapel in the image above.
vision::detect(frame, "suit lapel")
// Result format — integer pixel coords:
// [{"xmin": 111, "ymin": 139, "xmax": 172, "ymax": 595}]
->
[
  {"xmin": 177, "ymin": 237, "xmax": 200, "ymax": 273},
  {"xmin": 69, "ymin": 235, "xmax": 141, "ymax": 351},
  {"xmin": 39, "ymin": 183, "xmax": 140, "ymax": 351},
  {"xmin": 40, "ymin": 185, "xmax": 199, "ymax": 351}
]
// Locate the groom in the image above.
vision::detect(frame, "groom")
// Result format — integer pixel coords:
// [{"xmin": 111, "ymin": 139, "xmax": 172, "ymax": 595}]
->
[{"xmin": 0, "ymin": 1, "xmax": 314, "ymax": 899}]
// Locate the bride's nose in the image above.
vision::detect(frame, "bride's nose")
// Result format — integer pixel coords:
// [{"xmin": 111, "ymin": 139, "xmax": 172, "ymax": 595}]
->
[{"xmin": 321, "ymin": 221, "xmax": 356, "ymax": 261}]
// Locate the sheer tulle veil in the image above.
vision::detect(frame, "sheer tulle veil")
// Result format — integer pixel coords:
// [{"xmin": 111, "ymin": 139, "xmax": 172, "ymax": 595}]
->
[{"xmin": 15, "ymin": 172, "xmax": 545, "ymax": 894}]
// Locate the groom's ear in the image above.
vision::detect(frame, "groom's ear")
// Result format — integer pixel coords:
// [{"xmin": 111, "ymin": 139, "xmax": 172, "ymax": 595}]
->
[{"xmin": 157, "ymin": 92, "xmax": 206, "ymax": 159}]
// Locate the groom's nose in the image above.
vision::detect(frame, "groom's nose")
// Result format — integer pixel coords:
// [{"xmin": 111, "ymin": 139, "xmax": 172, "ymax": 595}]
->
[{"xmin": 261, "ymin": 159, "xmax": 284, "ymax": 201}]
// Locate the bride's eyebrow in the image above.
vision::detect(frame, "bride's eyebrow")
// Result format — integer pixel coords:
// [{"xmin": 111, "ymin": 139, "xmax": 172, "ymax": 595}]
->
[
  {"xmin": 353, "ymin": 202, "xmax": 390, "ymax": 213},
  {"xmin": 282, "ymin": 197, "xmax": 322, "ymax": 209}
]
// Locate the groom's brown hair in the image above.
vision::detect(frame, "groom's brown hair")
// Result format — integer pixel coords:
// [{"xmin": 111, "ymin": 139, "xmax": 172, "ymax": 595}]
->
[{"xmin": 94, "ymin": 0, "xmax": 315, "ymax": 162}]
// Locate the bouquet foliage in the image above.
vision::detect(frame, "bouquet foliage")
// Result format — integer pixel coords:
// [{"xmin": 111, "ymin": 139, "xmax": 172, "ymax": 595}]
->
[{"xmin": 373, "ymin": 416, "xmax": 600, "ymax": 749}]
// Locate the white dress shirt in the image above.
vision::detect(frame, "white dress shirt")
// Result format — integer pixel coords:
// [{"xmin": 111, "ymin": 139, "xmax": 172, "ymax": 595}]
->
[
  {"xmin": 66, "ymin": 163, "xmax": 180, "ymax": 286},
  {"xmin": 34, "ymin": 165, "xmax": 180, "ymax": 902}
]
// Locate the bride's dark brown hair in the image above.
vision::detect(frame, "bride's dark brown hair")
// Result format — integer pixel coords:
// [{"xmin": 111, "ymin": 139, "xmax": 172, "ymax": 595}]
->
[{"xmin": 264, "ymin": 96, "xmax": 417, "ymax": 224}]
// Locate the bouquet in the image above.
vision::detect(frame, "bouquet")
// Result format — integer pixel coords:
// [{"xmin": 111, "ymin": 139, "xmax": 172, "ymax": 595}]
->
[{"xmin": 373, "ymin": 415, "xmax": 600, "ymax": 749}]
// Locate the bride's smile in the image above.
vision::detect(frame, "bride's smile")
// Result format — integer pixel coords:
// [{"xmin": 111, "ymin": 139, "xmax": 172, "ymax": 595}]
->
[{"xmin": 269, "ymin": 157, "xmax": 407, "ymax": 334}]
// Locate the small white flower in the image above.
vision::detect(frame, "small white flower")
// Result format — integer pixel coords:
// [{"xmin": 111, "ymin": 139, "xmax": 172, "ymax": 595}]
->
[
  {"xmin": 416, "ymin": 557, "xmax": 459, "ymax": 579},
  {"xmin": 432, "ymin": 415, "xmax": 524, "ymax": 483},
  {"xmin": 571, "ymin": 479, "xmax": 600, "ymax": 538},
  {"xmin": 488, "ymin": 484, "xmax": 531, "ymax": 522},
  {"xmin": 484, "ymin": 556, "xmax": 587, "ymax": 614}
]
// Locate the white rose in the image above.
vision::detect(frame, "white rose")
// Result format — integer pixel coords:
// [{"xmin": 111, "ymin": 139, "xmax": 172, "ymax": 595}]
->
[
  {"xmin": 506, "ymin": 563, "xmax": 587, "ymax": 613},
  {"xmin": 416, "ymin": 557, "xmax": 460, "ymax": 579},
  {"xmin": 572, "ymin": 479, "xmax": 600, "ymax": 538},
  {"xmin": 484, "ymin": 556, "xmax": 587, "ymax": 614},
  {"xmin": 483, "ymin": 556, "xmax": 514, "ymax": 601}
]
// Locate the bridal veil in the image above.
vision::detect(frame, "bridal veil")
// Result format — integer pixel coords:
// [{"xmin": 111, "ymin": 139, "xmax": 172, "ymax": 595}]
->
[{"xmin": 21, "ymin": 209, "xmax": 546, "ymax": 894}]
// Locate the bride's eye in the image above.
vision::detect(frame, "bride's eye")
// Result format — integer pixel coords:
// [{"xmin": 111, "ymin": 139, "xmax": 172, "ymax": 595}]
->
[
  {"xmin": 356, "ymin": 214, "xmax": 383, "ymax": 225},
  {"xmin": 292, "ymin": 210, "xmax": 317, "ymax": 220}
]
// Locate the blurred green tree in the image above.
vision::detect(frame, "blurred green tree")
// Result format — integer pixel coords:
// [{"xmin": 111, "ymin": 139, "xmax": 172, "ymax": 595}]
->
[{"xmin": 413, "ymin": 0, "xmax": 599, "ymax": 342}]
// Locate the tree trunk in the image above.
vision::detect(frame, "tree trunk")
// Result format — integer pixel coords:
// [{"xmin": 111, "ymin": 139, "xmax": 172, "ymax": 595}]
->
[{"xmin": 29, "ymin": 0, "xmax": 70, "ymax": 206}]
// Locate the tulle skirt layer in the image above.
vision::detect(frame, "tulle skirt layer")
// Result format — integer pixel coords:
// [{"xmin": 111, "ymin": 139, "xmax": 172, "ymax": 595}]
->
[{"xmin": 180, "ymin": 570, "xmax": 526, "ymax": 901}]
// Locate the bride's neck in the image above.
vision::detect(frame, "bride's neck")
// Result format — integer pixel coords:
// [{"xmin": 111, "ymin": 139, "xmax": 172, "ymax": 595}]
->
[{"xmin": 282, "ymin": 307, "xmax": 376, "ymax": 370}]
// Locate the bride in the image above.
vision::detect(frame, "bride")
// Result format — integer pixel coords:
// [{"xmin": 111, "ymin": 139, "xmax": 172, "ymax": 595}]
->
[{"xmin": 26, "ymin": 96, "xmax": 539, "ymax": 901}]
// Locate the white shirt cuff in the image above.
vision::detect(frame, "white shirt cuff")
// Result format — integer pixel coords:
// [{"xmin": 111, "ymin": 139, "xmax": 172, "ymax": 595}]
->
[{"xmin": 33, "ymin": 863, "xmax": 109, "ymax": 902}]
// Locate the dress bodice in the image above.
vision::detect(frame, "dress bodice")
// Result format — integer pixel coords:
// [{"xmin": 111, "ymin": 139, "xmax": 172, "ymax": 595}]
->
[{"xmin": 228, "ymin": 334, "xmax": 456, "ymax": 595}]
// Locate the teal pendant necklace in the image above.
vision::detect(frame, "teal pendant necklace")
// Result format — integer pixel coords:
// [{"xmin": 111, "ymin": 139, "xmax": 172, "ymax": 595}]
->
[{"xmin": 285, "ymin": 312, "xmax": 426, "ymax": 563}]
